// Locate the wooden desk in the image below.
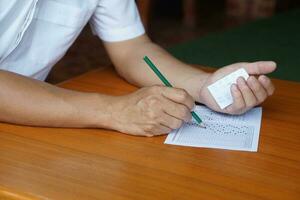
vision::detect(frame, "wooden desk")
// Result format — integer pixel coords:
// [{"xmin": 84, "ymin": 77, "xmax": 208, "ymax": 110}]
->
[{"xmin": 0, "ymin": 67, "xmax": 299, "ymax": 200}]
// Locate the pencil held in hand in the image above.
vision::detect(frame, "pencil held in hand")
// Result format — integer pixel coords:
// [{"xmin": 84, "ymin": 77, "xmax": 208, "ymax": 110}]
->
[{"xmin": 143, "ymin": 56, "xmax": 205, "ymax": 128}]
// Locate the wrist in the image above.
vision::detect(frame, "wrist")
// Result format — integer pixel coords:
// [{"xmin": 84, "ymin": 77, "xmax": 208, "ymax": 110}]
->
[
  {"xmin": 185, "ymin": 71, "xmax": 210, "ymax": 103},
  {"xmin": 75, "ymin": 93, "xmax": 116, "ymax": 129}
]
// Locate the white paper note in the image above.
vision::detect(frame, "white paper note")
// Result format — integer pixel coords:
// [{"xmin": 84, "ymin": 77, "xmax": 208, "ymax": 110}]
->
[
  {"xmin": 208, "ymin": 68, "xmax": 249, "ymax": 109},
  {"xmin": 165, "ymin": 105, "xmax": 262, "ymax": 152}
]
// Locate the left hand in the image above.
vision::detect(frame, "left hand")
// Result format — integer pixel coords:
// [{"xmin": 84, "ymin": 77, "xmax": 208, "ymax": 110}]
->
[{"xmin": 198, "ymin": 61, "xmax": 276, "ymax": 114}]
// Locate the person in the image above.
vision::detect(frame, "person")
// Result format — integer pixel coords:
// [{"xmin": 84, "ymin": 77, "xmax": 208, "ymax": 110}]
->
[{"xmin": 0, "ymin": 0, "xmax": 275, "ymax": 137}]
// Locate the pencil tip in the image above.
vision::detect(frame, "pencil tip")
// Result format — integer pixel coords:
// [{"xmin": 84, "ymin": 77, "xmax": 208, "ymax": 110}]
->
[{"xmin": 199, "ymin": 123, "xmax": 206, "ymax": 129}]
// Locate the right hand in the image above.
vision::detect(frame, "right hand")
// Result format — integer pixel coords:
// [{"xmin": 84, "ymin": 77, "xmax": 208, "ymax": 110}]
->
[{"xmin": 108, "ymin": 85, "xmax": 195, "ymax": 137}]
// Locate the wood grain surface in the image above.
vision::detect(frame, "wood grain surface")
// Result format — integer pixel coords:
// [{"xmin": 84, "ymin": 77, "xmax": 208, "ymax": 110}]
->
[{"xmin": 0, "ymin": 67, "xmax": 299, "ymax": 200}]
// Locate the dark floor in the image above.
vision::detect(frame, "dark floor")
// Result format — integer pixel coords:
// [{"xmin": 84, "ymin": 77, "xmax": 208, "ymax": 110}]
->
[{"xmin": 45, "ymin": 0, "xmax": 299, "ymax": 84}]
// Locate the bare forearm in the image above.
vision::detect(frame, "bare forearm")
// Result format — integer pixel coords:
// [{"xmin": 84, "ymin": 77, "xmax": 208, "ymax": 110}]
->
[
  {"xmin": 104, "ymin": 35, "xmax": 209, "ymax": 102},
  {"xmin": 0, "ymin": 70, "xmax": 112, "ymax": 128}
]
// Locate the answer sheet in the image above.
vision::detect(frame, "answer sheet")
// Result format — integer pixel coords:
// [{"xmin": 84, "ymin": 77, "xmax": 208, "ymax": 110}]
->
[{"xmin": 165, "ymin": 105, "xmax": 262, "ymax": 151}]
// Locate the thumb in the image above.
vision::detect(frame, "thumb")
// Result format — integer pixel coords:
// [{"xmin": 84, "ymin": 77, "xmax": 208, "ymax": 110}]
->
[{"xmin": 244, "ymin": 61, "xmax": 277, "ymax": 75}]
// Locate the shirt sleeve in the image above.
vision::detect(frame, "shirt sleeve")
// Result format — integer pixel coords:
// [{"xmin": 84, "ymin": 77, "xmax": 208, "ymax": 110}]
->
[{"xmin": 89, "ymin": 0, "xmax": 145, "ymax": 42}]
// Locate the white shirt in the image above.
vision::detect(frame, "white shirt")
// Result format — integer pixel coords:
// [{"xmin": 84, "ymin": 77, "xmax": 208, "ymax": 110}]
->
[{"xmin": 0, "ymin": 0, "xmax": 145, "ymax": 80}]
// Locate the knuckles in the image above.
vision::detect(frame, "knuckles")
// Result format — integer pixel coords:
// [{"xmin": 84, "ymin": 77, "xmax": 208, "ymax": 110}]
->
[
  {"xmin": 143, "ymin": 124, "xmax": 157, "ymax": 132},
  {"xmin": 137, "ymin": 86, "xmax": 190, "ymax": 132},
  {"xmin": 145, "ymin": 95, "xmax": 161, "ymax": 107},
  {"xmin": 178, "ymin": 106, "xmax": 191, "ymax": 120},
  {"xmin": 247, "ymin": 99, "xmax": 257, "ymax": 108},
  {"xmin": 146, "ymin": 110, "xmax": 158, "ymax": 120},
  {"xmin": 148, "ymin": 85, "xmax": 164, "ymax": 94},
  {"xmin": 175, "ymin": 89, "xmax": 190, "ymax": 102},
  {"xmin": 231, "ymin": 110, "xmax": 244, "ymax": 115},
  {"xmin": 170, "ymin": 119, "xmax": 183, "ymax": 130},
  {"xmin": 248, "ymin": 76, "xmax": 264, "ymax": 94},
  {"xmin": 235, "ymin": 102, "xmax": 245, "ymax": 111},
  {"xmin": 226, "ymin": 106, "xmax": 245, "ymax": 115},
  {"xmin": 248, "ymin": 77, "xmax": 259, "ymax": 90}
]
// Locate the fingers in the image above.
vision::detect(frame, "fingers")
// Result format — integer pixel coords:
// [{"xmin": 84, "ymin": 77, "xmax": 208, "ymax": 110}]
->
[
  {"xmin": 159, "ymin": 86, "xmax": 195, "ymax": 110},
  {"xmin": 159, "ymin": 97, "xmax": 191, "ymax": 129},
  {"xmin": 243, "ymin": 61, "xmax": 276, "ymax": 75},
  {"xmin": 247, "ymin": 76, "xmax": 267, "ymax": 104},
  {"xmin": 147, "ymin": 86, "xmax": 193, "ymax": 122},
  {"xmin": 225, "ymin": 84, "xmax": 245, "ymax": 114},
  {"xmin": 227, "ymin": 75, "xmax": 274, "ymax": 115},
  {"xmin": 158, "ymin": 112, "xmax": 184, "ymax": 130},
  {"xmin": 258, "ymin": 75, "xmax": 275, "ymax": 96},
  {"xmin": 237, "ymin": 77, "xmax": 257, "ymax": 108},
  {"xmin": 137, "ymin": 86, "xmax": 193, "ymax": 136},
  {"xmin": 143, "ymin": 124, "xmax": 172, "ymax": 137},
  {"xmin": 162, "ymin": 100, "xmax": 192, "ymax": 122}
]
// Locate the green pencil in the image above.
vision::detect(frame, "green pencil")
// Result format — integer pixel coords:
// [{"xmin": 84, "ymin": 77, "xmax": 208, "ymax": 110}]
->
[{"xmin": 143, "ymin": 56, "xmax": 205, "ymax": 128}]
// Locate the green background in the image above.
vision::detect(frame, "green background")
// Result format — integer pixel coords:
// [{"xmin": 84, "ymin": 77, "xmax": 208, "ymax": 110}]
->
[{"xmin": 169, "ymin": 9, "xmax": 300, "ymax": 82}]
